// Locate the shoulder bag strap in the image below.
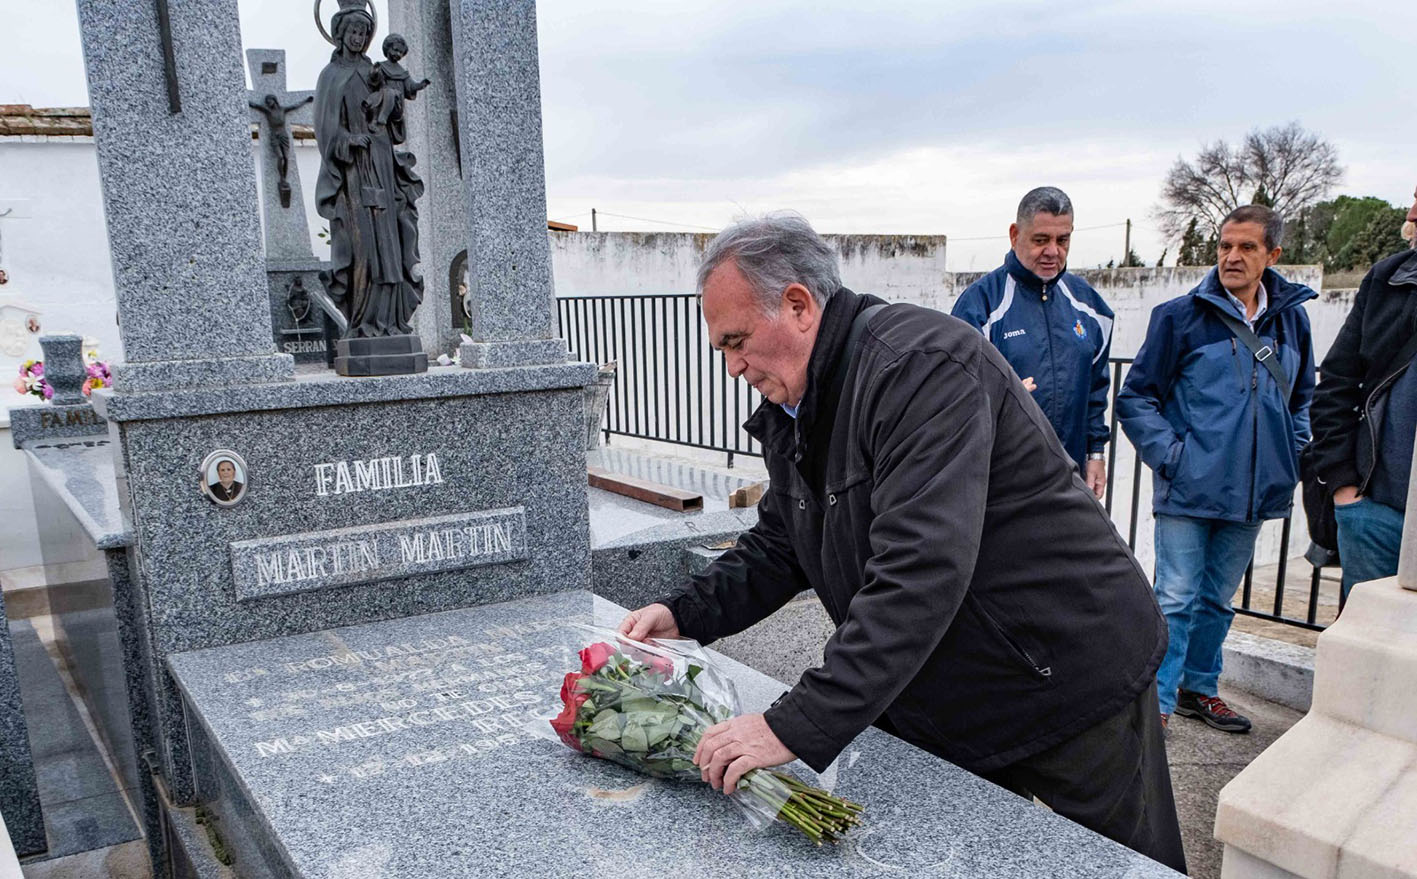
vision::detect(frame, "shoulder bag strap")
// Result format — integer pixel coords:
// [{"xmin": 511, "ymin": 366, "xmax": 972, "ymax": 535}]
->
[{"xmin": 1210, "ymin": 306, "xmax": 1294, "ymax": 400}]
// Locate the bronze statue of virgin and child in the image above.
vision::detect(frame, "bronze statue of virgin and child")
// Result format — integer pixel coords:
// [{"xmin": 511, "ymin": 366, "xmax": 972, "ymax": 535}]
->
[{"xmin": 313, "ymin": 0, "xmax": 432, "ymax": 375}]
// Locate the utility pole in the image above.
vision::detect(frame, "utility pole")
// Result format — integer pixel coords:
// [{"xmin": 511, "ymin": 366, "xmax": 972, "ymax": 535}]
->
[
  {"xmin": 1123, "ymin": 218, "xmax": 1132, "ymax": 266},
  {"xmin": 592, "ymin": 208, "xmax": 597, "ymax": 232}
]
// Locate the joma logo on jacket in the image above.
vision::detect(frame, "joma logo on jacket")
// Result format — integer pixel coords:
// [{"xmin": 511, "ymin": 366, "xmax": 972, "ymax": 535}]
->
[{"xmin": 953, "ymin": 251, "xmax": 1114, "ymax": 466}]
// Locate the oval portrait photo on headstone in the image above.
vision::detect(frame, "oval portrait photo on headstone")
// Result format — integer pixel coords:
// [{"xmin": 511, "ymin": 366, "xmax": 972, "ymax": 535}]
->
[{"xmin": 200, "ymin": 450, "xmax": 249, "ymax": 507}]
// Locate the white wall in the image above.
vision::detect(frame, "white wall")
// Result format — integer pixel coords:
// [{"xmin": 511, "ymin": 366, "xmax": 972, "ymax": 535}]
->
[
  {"xmin": 0, "ymin": 139, "xmax": 122, "ymax": 416},
  {"xmin": 549, "ymin": 231, "xmax": 951, "ymax": 303},
  {"xmin": 551, "ymin": 232, "xmax": 1347, "ymax": 363}
]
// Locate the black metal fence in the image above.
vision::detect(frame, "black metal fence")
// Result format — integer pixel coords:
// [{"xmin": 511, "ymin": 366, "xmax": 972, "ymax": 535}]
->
[{"xmin": 558, "ymin": 294, "xmax": 1334, "ymax": 631}]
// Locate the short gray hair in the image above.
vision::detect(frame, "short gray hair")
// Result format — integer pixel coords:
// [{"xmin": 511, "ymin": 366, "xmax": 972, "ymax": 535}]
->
[
  {"xmin": 697, "ymin": 213, "xmax": 841, "ymax": 311},
  {"xmin": 1016, "ymin": 186, "xmax": 1074, "ymax": 226},
  {"xmin": 1221, "ymin": 204, "xmax": 1285, "ymax": 251}
]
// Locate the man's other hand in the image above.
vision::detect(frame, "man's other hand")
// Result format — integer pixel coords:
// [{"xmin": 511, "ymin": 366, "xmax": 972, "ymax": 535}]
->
[
  {"xmin": 694, "ymin": 713, "xmax": 796, "ymax": 794},
  {"xmin": 1022, "ymin": 376, "xmax": 1038, "ymax": 393},
  {"xmin": 1085, "ymin": 458, "xmax": 1106, "ymax": 499},
  {"xmin": 617, "ymin": 603, "xmax": 680, "ymax": 641},
  {"xmin": 1333, "ymin": 485, "xmax": 1362, "ymax": 506}
]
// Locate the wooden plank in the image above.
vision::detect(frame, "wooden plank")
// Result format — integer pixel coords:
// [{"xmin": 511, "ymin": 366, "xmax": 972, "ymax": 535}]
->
[
  {"xmin": 728, "ymin": 481, "xmax": 767, "ymax": 509},
  {"xmin": 587, "ymin": 467, "xmax": 704, "ymax": 512}
]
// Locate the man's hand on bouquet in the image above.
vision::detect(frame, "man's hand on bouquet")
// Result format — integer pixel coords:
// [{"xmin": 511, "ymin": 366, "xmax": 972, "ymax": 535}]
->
[
  {"xmin": 616, "ymin": 603, "xmax": 680, "ymax": 641},
  {"xmin": 695, "ymin": 713, "xmax": 796, "ymax": 794}
]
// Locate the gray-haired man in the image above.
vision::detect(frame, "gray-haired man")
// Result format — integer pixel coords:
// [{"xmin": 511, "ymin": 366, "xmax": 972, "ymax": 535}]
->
[{"xmin": 619, "ymin": 213, "xmax": 1186, "ymax": 871}]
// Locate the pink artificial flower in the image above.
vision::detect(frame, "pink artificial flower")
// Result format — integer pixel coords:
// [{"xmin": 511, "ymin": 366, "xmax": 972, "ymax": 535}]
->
[
  {"xmin": 42, "ymin": 383, "xmax": 53, "ymax": 400},
  {"xmin": 29, "ymin": 362, "xmax": 43, "ymax": 378},
  {"xmin": 12, "ymin": 377, "xmax": 26, "ymax": 395}
]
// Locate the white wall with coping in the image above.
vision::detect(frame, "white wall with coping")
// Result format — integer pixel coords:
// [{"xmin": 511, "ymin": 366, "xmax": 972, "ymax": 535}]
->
[
  {"xmin": 552, "ymin": 232, "xmax": 1348, "ymax": 362},
  {"xmin": 548, "ymin": 231, "xmax": 952, "ymax": 303}
]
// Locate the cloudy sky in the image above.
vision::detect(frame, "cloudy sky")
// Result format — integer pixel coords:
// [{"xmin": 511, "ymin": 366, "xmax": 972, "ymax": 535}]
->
[{"xmin": 4, "ymin": 0, "xmax": 1412, "ymax": 270}]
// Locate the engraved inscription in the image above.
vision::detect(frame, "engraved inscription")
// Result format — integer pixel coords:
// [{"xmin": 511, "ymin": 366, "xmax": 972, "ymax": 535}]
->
[
  {"xmin": 38, "ymin": 409, "xmax": 102, "ymax": 430},
  {"xmin": 313, "ymin": 453, "xmax": 444, "ymax": 497},
  {"xmin": 194, "ymin": 612, "xmax": 586, "ymax": 789},
  {"xmin": 229, "ymin": 508, "xmax": 528, "ymax": 601}
]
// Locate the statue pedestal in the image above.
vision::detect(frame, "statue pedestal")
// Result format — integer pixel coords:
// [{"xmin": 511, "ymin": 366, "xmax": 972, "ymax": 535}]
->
[
  {"xmin": 334, "ymin": 334, "xmax": 429, "ymax": 377},
  {"xmin": 1214, "ymin": 575, "xmax": 1417, "ymax": 877}
]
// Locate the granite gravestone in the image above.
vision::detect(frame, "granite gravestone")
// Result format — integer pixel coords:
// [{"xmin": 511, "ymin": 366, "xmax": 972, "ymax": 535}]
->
[
  {"xmin": 71, "ymin": 3, "xmax": 591, "ymax": 874},
  {"xmin": 245, "ymin": 49, "xmax": 338, "ymax": 367},
  {"xmin": 449, "ymin": 0, "xmax": 568, "ymax": 369}
]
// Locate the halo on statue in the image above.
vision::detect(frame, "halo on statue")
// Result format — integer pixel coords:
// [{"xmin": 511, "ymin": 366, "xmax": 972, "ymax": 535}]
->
[{"xmin": 313, "ymin": 0, "xmax": 378, "ymax": 47}]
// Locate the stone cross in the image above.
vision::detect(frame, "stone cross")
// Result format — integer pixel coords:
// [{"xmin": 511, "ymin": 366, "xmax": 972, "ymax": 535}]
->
[
  {"xmin": 449, "ymin": 0, "xmax": 567, "ymax": 368},
  {"xmin": 73, "ymin": 0, "xmax": 292, "ymax": 392},
  {"xmin": 245, "ymin": 49, "xmax": 316, "ymax": 262}
]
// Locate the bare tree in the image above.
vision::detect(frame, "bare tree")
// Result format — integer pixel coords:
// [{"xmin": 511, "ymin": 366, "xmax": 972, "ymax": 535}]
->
[{"xmin": 1156, "ymin": 122, "xmax": 1343, "ymax": 243}]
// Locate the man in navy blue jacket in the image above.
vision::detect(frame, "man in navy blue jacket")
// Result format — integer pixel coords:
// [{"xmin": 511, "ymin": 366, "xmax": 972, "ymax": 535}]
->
[
  {"xmin": 1119, "ymin": 205, "xmax": 1315, "ymax": 732},
  {"xmin": 953, "ymin": 187, "xmax": 1115, "ymax": 497}
]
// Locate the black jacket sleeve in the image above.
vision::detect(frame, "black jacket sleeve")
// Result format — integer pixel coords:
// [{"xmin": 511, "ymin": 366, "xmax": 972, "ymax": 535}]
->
[
  {"xmin": 763, "ymin": 350, "xmax": 992, "ymax": 771},
  {"xmin": 1309, "ymin": 268, "xmax": 1374, "ymax": 491},
  {"xmin": 658, "ymin": 484, "xmax": 809, "ymax": 644}
]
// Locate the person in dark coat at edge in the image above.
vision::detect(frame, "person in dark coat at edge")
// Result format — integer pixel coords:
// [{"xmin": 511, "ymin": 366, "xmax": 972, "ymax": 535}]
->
[
  {"xmin": 618, "ymin": 213, "xmax": 1187, "ymax": 872},
  {"xmin": 1308, "ymin": 185, "xmax": 1417, "ymax": 599}
]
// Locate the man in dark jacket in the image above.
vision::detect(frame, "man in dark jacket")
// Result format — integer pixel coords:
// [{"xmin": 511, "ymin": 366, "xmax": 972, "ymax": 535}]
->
[
  {"xmin": 619, "ymin": 213, "xmax": 1185, "ymax": 871},
  {"xmin": 1309, "ymin": 189, "xmax": 1417, "ymax": 597},
  {"xmin": 1118, "ymin": 205, "xmax": 1315, "ymax": 734},
  {"xmin": 952, "ymin": 187, "xmax": 1115, "ymax": 497}
]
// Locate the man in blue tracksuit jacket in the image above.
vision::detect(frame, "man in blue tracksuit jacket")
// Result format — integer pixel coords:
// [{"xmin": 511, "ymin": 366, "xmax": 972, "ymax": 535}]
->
[
  {"xmin": 1119, "ymin": 205, "xmax": 1315, "ymax": 733},
  {"xmin": 953, "ymin": 187, "xmax": 1115, "ymax": 498}
]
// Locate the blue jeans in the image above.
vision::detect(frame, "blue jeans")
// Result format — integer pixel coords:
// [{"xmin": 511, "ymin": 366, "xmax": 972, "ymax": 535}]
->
[
  {"xmin": 1334, "ymin": 498, "xmax": 1404, "ymax": 599},
  {"xmin": 1152, "ymin": 515, "xmax": 1263, "ymax": 715}
]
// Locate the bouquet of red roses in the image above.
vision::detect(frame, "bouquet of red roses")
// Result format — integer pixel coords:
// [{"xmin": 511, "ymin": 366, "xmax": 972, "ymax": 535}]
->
[{"xmin": 548, "ymin": 629, "xmax": 862, "ymax": 845}]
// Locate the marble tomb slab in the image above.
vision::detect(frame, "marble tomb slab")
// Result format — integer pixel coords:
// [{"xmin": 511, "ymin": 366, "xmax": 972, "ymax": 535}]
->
[
  {"xmin": 20, "ymin": 436, "xmax": 133, "ymax": 549},
  {"xmin": 167, "ymin": 590, "xmax": 1179, "ymax": 878}
]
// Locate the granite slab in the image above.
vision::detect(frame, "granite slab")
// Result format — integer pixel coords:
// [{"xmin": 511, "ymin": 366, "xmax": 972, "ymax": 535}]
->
[
  {"xmin": 449, "ymin": 0, "xmax": 561, "ymax": 360},
  {"xmin": 0, "ymin": 596, "xmax": 45, "ymax": 857},
  {"xmin": 91, "ymin": 362, "xmax": 595, "ymax": 422},
  {"xmin": 7, "ymin": 403, "xmax": 107, "ymax": 448},
  {"xmin": 73, "ymin": 0, "xmax": 293, "ymax": 390},
  {"xmin": 167, "ymin": 590, "xmax": 1180, "ymax": 878},
  {"xmin": 21, "ymin": 436, "xmax": 133, "ymax": 549},
  {"xmin": 586, "ymin": 448, "xmax": 760, "ymax": 608}
]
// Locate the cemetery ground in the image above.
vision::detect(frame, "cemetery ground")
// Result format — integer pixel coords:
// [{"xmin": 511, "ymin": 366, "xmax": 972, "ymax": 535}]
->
[{"xmin": 9, "ymin": 558, "xmax": 1302, "ymax": 879}]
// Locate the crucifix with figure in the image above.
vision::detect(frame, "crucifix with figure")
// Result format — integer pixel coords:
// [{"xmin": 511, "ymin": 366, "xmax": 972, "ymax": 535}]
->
[{"xmin": 245, "ymin": 50, "xmax": 315, "ymax": 247}]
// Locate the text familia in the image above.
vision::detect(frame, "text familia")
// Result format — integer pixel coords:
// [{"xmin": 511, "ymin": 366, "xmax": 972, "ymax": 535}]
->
[{"xmin": 313, "ymin": 452, "xmax": 444, "ymax": 497}]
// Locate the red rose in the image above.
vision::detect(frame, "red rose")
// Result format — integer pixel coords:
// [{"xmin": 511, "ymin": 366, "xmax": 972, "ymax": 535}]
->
[
  {"xmin": 559, "ymin": 671, "xmax": 587, "ymax": 705},
  {"xmin": 549, "ymin": 698, "xmax": 582, "ymax": 751},
  {"xmin": 580, "ymin": 642, "xmax": 616, "ymax": 674},
  {"xmin": 550, "ymin": 672, "xmax": 589, "ymax": 751}
]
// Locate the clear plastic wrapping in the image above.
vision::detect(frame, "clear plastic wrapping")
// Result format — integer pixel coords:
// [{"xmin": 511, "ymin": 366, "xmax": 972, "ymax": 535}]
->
[{"xmin": 538, "ymin": 626, "xmax": 863, "ymax": 844}]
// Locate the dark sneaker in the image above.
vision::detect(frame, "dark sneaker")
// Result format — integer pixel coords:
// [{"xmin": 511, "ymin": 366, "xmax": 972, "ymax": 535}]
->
[{"xmin": 1175, "ymin": 690, "xmax": 1251, "ymax": 733}]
